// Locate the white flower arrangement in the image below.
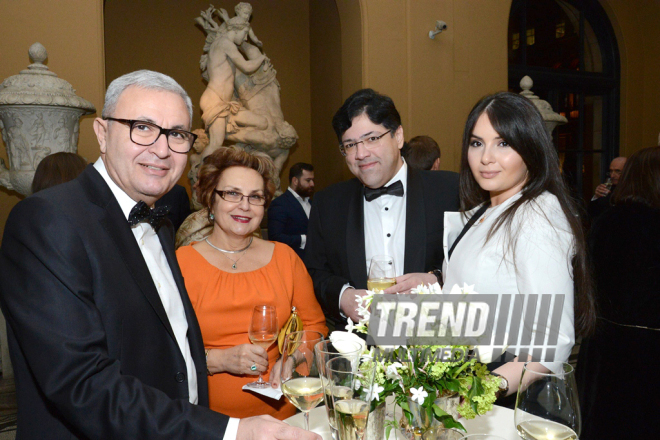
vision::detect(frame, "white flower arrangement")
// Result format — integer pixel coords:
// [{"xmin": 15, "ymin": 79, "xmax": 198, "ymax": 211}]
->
[{"xmin": 330, "ymin": 283, "xmax": 501, "ymax": 435}]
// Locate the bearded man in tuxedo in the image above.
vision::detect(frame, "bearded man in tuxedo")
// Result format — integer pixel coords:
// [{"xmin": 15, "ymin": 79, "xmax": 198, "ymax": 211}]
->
[
  {"xmin": 0, "ymin": 70, "xmax": 319, "ymax": 440},
  {"xmin": 305, "ymin": 89, "xmax": 459, "ymax": 328}
]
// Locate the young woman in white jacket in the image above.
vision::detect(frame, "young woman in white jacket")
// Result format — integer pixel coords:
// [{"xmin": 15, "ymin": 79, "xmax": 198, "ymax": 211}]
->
[{"xmin": 442, "ymin": 92, "xmax": 596, "ymax": 398}]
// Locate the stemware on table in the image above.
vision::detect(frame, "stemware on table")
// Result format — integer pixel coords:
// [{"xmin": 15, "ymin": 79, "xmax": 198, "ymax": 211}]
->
[
  {"xmin": 280, "ymin": 330, "xmax": 325, "ymax": 431},
  {"xmin": 514, "ymin": 362, "xmax": 580, "ymax": 440},
  {"xmin": 326, "ymin": 355, "xmax": 377, "ymax": 440},
  {"xmin": 315, "ymin": 340, "xmax": 364, "ymax": 440}
]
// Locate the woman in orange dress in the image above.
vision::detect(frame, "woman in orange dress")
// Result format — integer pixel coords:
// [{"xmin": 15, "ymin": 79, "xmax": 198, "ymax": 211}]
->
[{"xmin": 176, "ymin": 147, "xmax": 327, "ymax": 419}]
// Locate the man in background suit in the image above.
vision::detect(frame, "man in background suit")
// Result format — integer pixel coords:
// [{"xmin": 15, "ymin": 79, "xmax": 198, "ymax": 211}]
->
[
  {"xmin": 268, "ymin": 162, "xmax": 314, "ymax": 259},
  {"xmin": 305, "ymin": 89, "xmax": 459, "ymax": 327},
  {"xmin": 0, "ymin": 70, "xmax": 317, "ymax": 440}
]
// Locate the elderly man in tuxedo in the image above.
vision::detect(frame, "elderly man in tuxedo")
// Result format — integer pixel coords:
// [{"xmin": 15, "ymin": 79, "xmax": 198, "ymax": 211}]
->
[
  {"xmin": 305, "ymin": 89, "xmax": 459, "ymax": 327},
  {"xmin": 0, "ymin": 70, "xmax": 318, "ymax": 440}
]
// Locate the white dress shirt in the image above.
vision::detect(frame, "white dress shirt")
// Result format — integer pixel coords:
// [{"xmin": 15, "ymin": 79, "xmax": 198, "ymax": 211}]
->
[
  {"xmin": 94, "ymin": 159, "xmax": 240, "ymax": 440},
  {"xmin": 288, "ymin": 186, "xmax": 311, "ymax": 249},
  {"xmin": 339, "ymin": 161, "xmax": 408, "ymax": 315},
  {"xmin": 363, "ymin": 161, "xmax": 407, "ymax": 276},
  {"xmin": 442, "ymin": 191, "xmax": 575, "ymax": 371}
]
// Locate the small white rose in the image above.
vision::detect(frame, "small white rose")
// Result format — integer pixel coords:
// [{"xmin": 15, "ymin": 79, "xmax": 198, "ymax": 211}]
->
[{"xmin": 329, "ymin": 331, "xmax": 366, "ymax": 355}]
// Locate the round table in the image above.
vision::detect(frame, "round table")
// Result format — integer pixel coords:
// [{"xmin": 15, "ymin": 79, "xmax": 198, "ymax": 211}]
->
[{"xmin": 285, "ymin": 403, "xmax": 519, "ymax": 439}]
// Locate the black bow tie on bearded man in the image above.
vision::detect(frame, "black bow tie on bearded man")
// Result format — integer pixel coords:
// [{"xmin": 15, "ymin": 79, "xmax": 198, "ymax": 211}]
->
[
  {"xmin": 128, "ymin": 200, "xmax": 170, "ymax": 230},
  {"xmin": 363, "ymin": 180, "xmax": 404, "ymax": 202}
]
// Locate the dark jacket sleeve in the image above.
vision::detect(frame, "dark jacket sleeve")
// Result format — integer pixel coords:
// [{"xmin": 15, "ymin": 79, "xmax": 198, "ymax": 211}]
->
[
  {"xmin": 0, "ymin": 197, "xmax": 227, "ymax": 439},
  {"xmin": 267, "ymin": 195, "xmax": 302, "ymax": 250},
  {"xmin": 304, "ymin": 193, "xmax": 349, "ymax": 322}
]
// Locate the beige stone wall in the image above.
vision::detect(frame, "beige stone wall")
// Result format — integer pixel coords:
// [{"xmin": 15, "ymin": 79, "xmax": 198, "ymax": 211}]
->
[
  {"xmin": 334, "ymin": 0, "xmax": 512, "ymax": 173},
  {"xmin": 0, "ymin": 0, "xmax": 105, "ymax": 243}
]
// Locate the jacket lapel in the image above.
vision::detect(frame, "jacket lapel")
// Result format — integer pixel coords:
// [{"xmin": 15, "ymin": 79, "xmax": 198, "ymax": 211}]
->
[
  {"xmin": 346, "ymin": 181, "xmax": 368, "ymax": 289},
  {"xmin": 158, "ymin": 224, "xmax": 206, "ymax": 366},
  {"xmin": 81, "ymin": 167, "xmax": 177, "ymax": 342},
  {"xmin": 404, "ymin": 168, "xmax": 427, "ymax": 274},
  {"xmin": 285, "ymin": 190, "xmax": 308, "ymax": 222}
]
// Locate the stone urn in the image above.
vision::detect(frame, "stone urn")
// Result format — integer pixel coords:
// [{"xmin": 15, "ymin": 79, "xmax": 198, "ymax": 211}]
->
[
  {"xmin": 519, "ymin": 75, "xmax": 568, "ymax": 135},
  {"xmin": 0, "ymin": 42, "xmax": 95, "ymax": 196}
]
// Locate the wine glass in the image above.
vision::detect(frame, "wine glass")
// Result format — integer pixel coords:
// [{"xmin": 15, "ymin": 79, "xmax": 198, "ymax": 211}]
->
[
  {"xmin": 246, "ymin": 305, "xmax": 278, "ymax": 389},
  {"xmin": 326, "ymin": 355, "xmax": 376, "ymax": 440},
  {"xmin": 515, "ymin": 362, "xmax": 581, "ymax": 440},
  {"xmin": 367, "ymin": 255, "xmax": 396, "ymax": 292},
  {"xmin": 280, "ymin": 330, "xmax": 325, "ymax": 431},
  {"xmin": 315, "ymin": 340, "xmax": 364, "ymax": 440}
]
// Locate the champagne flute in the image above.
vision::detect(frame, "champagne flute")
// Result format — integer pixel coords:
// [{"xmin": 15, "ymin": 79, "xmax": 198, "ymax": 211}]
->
[
  {"xmin": 326, "ymin": 355, "xmax": 376, "ymax": 440},
  {"xmin": 246, "ymin": 305, "xmax": 278, "ymax": 389},
  {"xmin": 515, "ymin": 362, "xmax": 581, "ymax": 440},
  {"xmin": 315, "ymin": 340, "xmax": 364, "ymax": 440},
  {"xmin": 367, "ymin": 255, "xmax": 396, "ymax": 292},
  {"xmin": 280, "ymin": 330, "xmax": 325, "ymax": 431}
]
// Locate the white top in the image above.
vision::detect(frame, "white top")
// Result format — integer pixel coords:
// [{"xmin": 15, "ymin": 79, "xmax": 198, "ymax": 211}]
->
[
  {"xmin": 288, "ymin": 186, "xmax": 311, "ymax": 249},
  {"xmin": 94, "ymin": 158, "xmax": 198, "ymax": 404},
  {"xmin": 363, "ymin": 160, "xmax": 408, "ymax": 276},
  {"xmin": 442, "ymin": 191, "xmax": 575, "ymax": 370}
]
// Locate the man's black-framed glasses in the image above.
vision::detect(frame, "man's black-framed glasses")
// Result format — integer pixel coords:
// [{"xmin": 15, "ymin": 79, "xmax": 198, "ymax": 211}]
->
[
  {"xmin": 104, "ymin": 117, "xmax": 197, "ymax": 154},
  {"xmin": 214, "ymin": 189, "xmax": 266, "ymax": 206},
  {"xmin": 338, "ymin": 130, "xmax": 392, "ymax": 157}
]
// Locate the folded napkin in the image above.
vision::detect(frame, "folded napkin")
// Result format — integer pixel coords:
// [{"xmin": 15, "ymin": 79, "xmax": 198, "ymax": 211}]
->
[{"xmin": 242, "ymin": 384, "xmax": 283, "ymax": 400}]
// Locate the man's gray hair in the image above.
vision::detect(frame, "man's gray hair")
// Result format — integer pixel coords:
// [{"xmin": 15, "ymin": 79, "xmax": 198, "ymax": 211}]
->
[{"xmin": 101, "ymin": 70, "xmax": 193, "ymax": 125}]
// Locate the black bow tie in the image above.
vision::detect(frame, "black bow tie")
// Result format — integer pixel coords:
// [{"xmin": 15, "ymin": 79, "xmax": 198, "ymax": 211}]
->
[
  {"xmin": 364, "ymin": 180, "xmax": 404, "ymax": 202},
  {"xmin": 128, "ymin": 201, "xmax": 170, "ymax": 230}
]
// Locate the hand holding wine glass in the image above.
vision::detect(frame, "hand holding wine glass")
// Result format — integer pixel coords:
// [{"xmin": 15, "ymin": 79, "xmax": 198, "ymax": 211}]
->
[
  {"xmin": 280, "ymin": 330, "xmax": 325, "ymax": 431},
  {"xmin": 246, "ymin": 305, "xmax": 278, "ymax": 389},
  {"xmin": 367, "ymin": 255, "xmax": 396, "ymax": 292}
]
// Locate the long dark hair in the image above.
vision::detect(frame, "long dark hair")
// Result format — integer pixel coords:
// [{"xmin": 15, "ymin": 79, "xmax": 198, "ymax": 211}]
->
[
  {"xmin": 460, "ymin": 92, "xmax": 596, "ymax": 337},
  {"xmin": 611, "ymin": 146, "xmax": 660, "ymax": 209}
]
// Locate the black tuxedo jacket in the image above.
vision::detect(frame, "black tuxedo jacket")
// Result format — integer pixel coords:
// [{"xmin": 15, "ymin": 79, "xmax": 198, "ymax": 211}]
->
[
  {"xmin": 0, "ymin": 166, "xmax": 227, "ymax": 439},
  {"xmin": 304, "ymin": 168, "xmax": 459, "ymax": 325},
  {"xmin": 267, "ymin": 190, "xmax": 310, "ymax": 260}
]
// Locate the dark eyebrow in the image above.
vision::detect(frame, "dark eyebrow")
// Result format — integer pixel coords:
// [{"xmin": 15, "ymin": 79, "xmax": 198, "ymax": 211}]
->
[
  {"xmin": 135, "ymin": 117, "xmax": 188, "ymax": 131},
  {"xmin": 343, "ymin": 131, "xmax": 377, "ymax": 143}
]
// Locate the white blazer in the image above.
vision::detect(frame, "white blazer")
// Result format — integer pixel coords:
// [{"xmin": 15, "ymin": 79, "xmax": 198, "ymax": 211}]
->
[{"xmin": 442, "ymin": 191, "xmax": 575, "ymax": 370}]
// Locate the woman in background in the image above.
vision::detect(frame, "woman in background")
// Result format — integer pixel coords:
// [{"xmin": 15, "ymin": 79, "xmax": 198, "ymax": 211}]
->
[
  {"xmin": 31, "ymin": 152, "xmax": 87, "ymax": 193},
  {"xmin": 176, "ymin": 147, "xmax": 327, "ymax": 419},
  {"xmin": 577, "ymin": 146, "xmax": 660, "ymax": 439},
  {"xmin": 442, "ymin": 92, "xmax": 596, "ymax": 398}
]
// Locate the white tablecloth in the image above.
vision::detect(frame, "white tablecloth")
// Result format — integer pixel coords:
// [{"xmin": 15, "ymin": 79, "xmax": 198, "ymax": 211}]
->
[{"xmin": 285, "ymin": 403, "xmax": 519, "ymax": 439}]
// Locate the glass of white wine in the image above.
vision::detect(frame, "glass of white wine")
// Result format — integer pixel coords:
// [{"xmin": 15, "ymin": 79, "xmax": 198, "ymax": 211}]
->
[
  {"xmin": 280, "ymin": 330, "xmax": 325, "ymax": 431},
  {"xmin": 315, "ymin": 340, "xmax": 364, "ymax": 440},
  {"xmin": 367, "ymin": 255, "xmax": 396, "ymax": 292},
  {"xmin": 326, "ymin": 355, "xmax": 376, "ymax": 440},
  {"xmin": 515, "ymin": 362, "xmax": 581, "ymax": 440},
  {"xmin": 246, "ymin": 305, "xmax": 278, "ymax": 389}
]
